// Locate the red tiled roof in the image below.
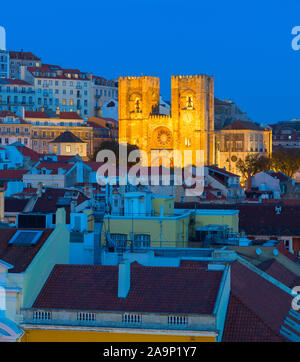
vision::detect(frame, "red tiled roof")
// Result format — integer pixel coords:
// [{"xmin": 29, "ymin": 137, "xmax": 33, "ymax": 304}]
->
[
  {"xmin": 276, "ymin": 241, "xmax": 299, "ymax": 262},
  {"xmin": 58, "ymin": 112, "xmax": 83, "ymax": 120},
  {"xmin": 32, "ymin": 187, "xmax": 88, "ymax": 216},
  {"xmin": 208, "ymin": 165, "xmax": 239, "ymax": 178},
  {"xmin": 0, "ymin": 110, "xmax": 27, "ymax": 124},
  {"xmin": 9, "ymin": 51, "xmax": 40, "ymax": 61},
  {"xmin": 0, "ymin": 78, "xmax": 32, "ymax": 86},
  {"xmin": 0, "ymin": 170, "xmax": 28, "ymax": 180},
  {"xmin": 84, "ymin": 161, "xmax": 106, "ymax": 171},
  {"xmin": 15, "ymin": 145, "xmax": 40, "ymax": 161},
  {"xmin": 50, "ymin": 130, "xmax": 84, "ymax": 144},
  {"xmin": 24, "ymin": 111, "xmax": 83, "ymax": 120},
  {"xmin": 24, "ymin": 111, "xmax": 48, "ymax": 119},
  {"xmin": 175, "ymin": 202, "xmax": 300, "ymax": 237},
  {"xmin": 223, "ymin": 261, "xmax": 294, "ymax": 341},
  {"xmin": 258, "ymin": 259, "xmax": 300, "ymax": 288},
  {"xmin": 27, "ymin": 64, "xmax": 90, "ymax": 81},
  {"xmin": 268, "ymin": 172, "xmax": 290, "ymax": 182},
  {"xmin": 33, "ymin": 262, "xmax": 223, "ymax": 314},
  {"xmin": 87, "ymin": 121, "xmax": 108, "ymax": 129},
  {"xmin": 34, "ymin": 162, "xmax": 74, "ymax": 173},
  {"xmin": 0, "ymin": 228, "xmax": 53, "ymax": 273},
  {"xmin": 222, "ymin": 120, "xmax": 265, "ymax": 131},
  {"xmin": 223, "ymin": 294, "xmax": 286, "ymax": 342},
  {"xmin": 5, "ymin": 197, "xmax": 29, "ymax": 213},
  {"xmin": 12, "ymin": 187, "xmax": 37, "ymax": 197}
]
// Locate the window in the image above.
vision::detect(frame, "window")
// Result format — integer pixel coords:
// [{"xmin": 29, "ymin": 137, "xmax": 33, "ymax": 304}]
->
[
  {"xmin": 110, "ymin": 233, "xmax": 127, "ymax": 251},
  {"xmin": 66, "ymin": 145, "xmax": 71, "ymax": 153},
  {"xmin": 185, "ymin": 137, "xmax": 191, "ymax": 147},
  {"xmin": 133, "ymin": 234, "xmax": 150, "ymax": 248}
]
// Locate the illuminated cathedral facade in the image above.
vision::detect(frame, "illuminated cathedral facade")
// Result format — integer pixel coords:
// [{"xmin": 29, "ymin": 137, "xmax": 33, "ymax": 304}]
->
[
  {"xmin": 118, "ymin": 74, "xmax": 215, "ymax": 167},
  {"xmin": 118, "ymin": 74, "xmax": 272, "ymax": 174}
]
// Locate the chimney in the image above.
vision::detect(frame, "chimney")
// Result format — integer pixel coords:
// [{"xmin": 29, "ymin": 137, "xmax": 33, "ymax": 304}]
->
[
  {"xmin": 118, "ymin": 260, "xmax": 131, "ymax": 298},
  {"xmin": 37, "ymin": 182, "xmax": 43, "ymax": 197},
  {"xmin": 56, "ymin": 207, "xmax": 66, "ymax": 226},
  {"xmin": 70, "ymin": 200, "xmax": 76, "ymax": 213}
]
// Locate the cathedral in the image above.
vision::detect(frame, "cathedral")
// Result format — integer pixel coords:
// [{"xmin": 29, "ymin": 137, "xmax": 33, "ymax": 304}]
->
[
  {"xmin": 118, "ymin": 74, "xmax": 272, "ymax": 174},
  {"xmin": 118, "ymin": 74, "xmax": 215, "ymax": 167}
]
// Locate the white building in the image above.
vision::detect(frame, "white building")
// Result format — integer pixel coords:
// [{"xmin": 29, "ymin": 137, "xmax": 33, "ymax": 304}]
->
[{"xmin": 0, "ymin": 26, "xmax": 9, "ymax": 79}]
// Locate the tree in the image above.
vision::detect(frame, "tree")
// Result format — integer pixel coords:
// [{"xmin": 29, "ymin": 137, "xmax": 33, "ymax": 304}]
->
[
  {"xmin": 92, "ymin": 140, "xmax": 140, "ymax": 167},
  {"xmin": 236, "ymin": 154, "xmax": 271, "ymax": 180},
  {"xmin": 271, "ymin": 146, "xmax": 300, "ymax": 177}
]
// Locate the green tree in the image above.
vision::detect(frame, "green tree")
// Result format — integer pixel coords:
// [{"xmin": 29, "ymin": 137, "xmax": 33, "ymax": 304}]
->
[
  {"xmin": 271, "ymin": 146, "xmax": 300, "ymax": 177},
  {"xmin": 236, "ymin": 154, "xmax": 271, "ymax": 180},
  {"xmin": 92, "ymin": 140, "xmax": 140, "ymax": 167}
]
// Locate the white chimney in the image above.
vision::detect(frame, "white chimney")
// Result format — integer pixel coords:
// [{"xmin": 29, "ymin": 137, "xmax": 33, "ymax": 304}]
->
[
  {"xmin": 118, "ymin": 260, "xmax": 131, "ymax": 298},
  {"xmin": 0, "ymin": 26, "xmax": 6, "ymax": 51}
]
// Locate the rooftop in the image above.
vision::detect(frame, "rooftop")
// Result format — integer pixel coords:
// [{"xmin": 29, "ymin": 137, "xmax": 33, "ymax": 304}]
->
[
  {"xmin": 0, "ymin": 228, "xmax": 53, "ymax": 273},
  {"xmin": 33, "ymin": 262, "xmax": 223, "ymax": 314},
  {"xmin": 222, "ymin": 120, "xmax": 265, "ymax": 131},
  {"xmin": 50, "ymin": 130, "xmax": 85, "ymax": 144}
]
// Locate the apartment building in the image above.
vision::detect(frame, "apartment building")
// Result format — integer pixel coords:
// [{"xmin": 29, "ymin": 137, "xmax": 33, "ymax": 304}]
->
[
  {"xmin": 92, "ymin": 76, "xmax": 118, "ymax": 117},
  {"xmin": 0, "ymin": 110, "xmax": 31, "ymax": 147},
  {"xmin": 21, "ymin": 64, "xmax": 93, "ymax": 117},
  {"xmin": 0, "ymin": 78, "xmax": 35, "ymax": 113},
  {"xmin": 9, "ymin": 50, "xmax": 41, "ymax": 79},
  {"xmin": 24, "ymin": 109, "xmax": 93, "ymax": 156}
]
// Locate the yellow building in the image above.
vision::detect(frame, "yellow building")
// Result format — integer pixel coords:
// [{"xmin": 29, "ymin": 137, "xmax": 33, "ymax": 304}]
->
[
  {"xmin": 119, "ymin": 75, "xmax": 215, "ymax": 167},
  {"xmin": 102, "ymin": 192, "xmax": 191, "ymax": 249},
  {"xmin": 216, "ymin": 120, "xmax": 272, "ymax": 176},
  {"xmin": 49, "ymin": 130, "xmax": 87, "ymax": 158}
]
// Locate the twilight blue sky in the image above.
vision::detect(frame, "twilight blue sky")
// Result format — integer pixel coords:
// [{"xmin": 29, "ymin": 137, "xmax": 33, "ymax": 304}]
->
[{"xmin": 1, "ymin": 0, "xmax": 300, "ymax": 124}]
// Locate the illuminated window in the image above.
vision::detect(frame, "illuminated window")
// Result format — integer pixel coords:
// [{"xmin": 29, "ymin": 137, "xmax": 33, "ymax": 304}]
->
[
  {"xmin": 135, "ymin": 98, "xmax": 141, "ymax": 112},
  {"xmin": 53, "ymin": 145, "xmax": 57, "ymax": 153},
  {"xmin": 63, "ymin": 98, "xmax": 66, "ymax": 105},
  {"xmin": 66, "ymin": 145, "xmax": 71, "ymax": 153},
  {"xmin": 186, "ymin": 96, "xmax": 193, "ymax": 109},
  {"xmin": 185, "ymin": 137, "xmax": 191, "ymax": 147},
  {"xmin": 70, "ymin": 99, "xmax": 73, "ymax": 106}
]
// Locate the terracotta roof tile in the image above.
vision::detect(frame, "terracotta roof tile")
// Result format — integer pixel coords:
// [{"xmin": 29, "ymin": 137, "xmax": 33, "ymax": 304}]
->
[
  {"xmin": 33, "ymin": 262, "xmax": 223, "ymax": 314},
  {"xmin": 223, "ymin": 294, "xmax": 287, "ymax": 342},
  {"xmin": 0, "ymin": 170, "xmax": 28, "ymax": 180},
  {"xmin": 0, "ymin": 228, "xmax": 53, "ymax": 273}
]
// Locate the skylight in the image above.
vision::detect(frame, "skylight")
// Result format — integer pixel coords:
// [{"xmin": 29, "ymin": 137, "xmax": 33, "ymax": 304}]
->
[{"xmin": 9, "ymin": 230, "xmax": 43, "ymax": 246}]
